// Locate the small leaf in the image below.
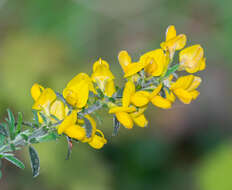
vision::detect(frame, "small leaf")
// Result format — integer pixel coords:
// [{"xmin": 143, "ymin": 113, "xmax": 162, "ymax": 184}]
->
[
  {"xmin": 112, "ymin": 115, "xmax": 120, "ymax": 136},
  {"xmin": 29, "ymin": 146, "xmax": 40, "ymax": 178},
  {"xmin": 16, "ymin": 112, "xmax": 23, "ymax": 134},
  {"xmin": 163, "ymin": 64, "xmax": 179, "ymax": 79},
  {"xmin": 83, "ymin": 117, "xmax": 92, "ymax": 138},
  {"xmin": 32, "ymin": 110, "xmax": 39, "ymax": 127},
  {"xmin": 0, "ymin": 135, "xmax": 5, "ymax": 145},
  {"xmin": 10, "ymin": 144, "xmax": 16, "ymax": 151},
  {"xmin": 4, "ymin": 156, "xmax": 25, "ymax": 169},
  {"xmin": 37, "ymin": 133, "xmax": 58, "ymax": 143},
  {"xmin": 0, "ymin": 124, "xmax": 8, "ymax": 136},
  {"xmin": 7, "ymin": 109, "xmax": 15, "ymax": 140}
]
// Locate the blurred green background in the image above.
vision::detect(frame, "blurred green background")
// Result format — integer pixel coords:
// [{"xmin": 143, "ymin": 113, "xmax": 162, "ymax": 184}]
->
[{"xmin": 0, "ymin": 0, "xmax": 232, "ymax": 189}]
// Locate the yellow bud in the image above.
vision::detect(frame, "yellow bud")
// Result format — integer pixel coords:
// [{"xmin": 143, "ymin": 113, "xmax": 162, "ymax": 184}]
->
[
  {"xmin": 31, "ymin": 83, "xmax": 45, "ymax": 101},
  {"xmin": 88, "ymin": 129, "xmax": 107, "ymax": 149}
]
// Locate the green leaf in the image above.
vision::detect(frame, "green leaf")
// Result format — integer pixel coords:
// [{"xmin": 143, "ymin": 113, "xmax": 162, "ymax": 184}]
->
[
  {"xmin": 7, "ymin": 109, "xmax": 16, "ymax": 140},
  {"xmin": 112, "ymin": 115, "xmax": 120, "ymax": 136},
  {"xmin": 0, "ymin": 123, "xmax": 8, "ymax": 136},
  {"xmin": 0, "ymin": 170, "xmax": 2, "ymax": 179},
  {"xmin": 16, "ymin": 112, "xmax": 23, "ymax": 134},
  {"xmin": 4, "ymin": 156, "xmax": 25, "ymax": 169},
  {"xmin": 163, "ymin": 64, "xmax": 179, "ymax": 79},
  {"xmin": 32, "ymin": 110, "xmax": 39, "ymax": 127},
  {"xmin": 0, "ymin": 135, "xmax": 5, "ymax": 145},
  {"xmin": 29, "ymin": 146, "xmax": 40, "ymax": 178},
  {"xmin": 21, "ymin": 134, "xmax": 29, "ymax": 141},
  {"xmin": 83, "ymin": 117, "xmax": 92, "ymax": 138},
  {"xmin": 37, "ymin": 133, "xmax": 58, "ymax": 143},
  {"xmin": 10, "ymin": 144, "xmax": 16, "ymax": 151}
]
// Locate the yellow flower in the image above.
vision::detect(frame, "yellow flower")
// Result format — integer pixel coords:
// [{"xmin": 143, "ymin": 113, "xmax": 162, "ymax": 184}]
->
[
  {"xmin": 32, "ymin": 86, "xmax": 56, "ymax": 114},
  {"xmin": 63, "ymin": 73, "xmax": 96, "ymax": 108},
  {"xmin": 150, "ymin": 84, "xmax": 176, "ymax": 109},
  {"xmin": 31, "ymin": 83, "xmax": 44, "ymax": 101},
  {"xmin": 88, "ymin": 129, "xmax": 107, "ymax": 149},
  {"xmin": 118, "ymin": 50, "xmax": 148, "ymax": 78},
  {"xmin": 160, "ymin": 25, "xmax": 187, "ymax": 59},
  {"xmin": 170, "ymin": 75, "xmax": 201, "ymax": 104},
  {"xmin": 91, "ymin": 58, "xmax": 116, "ymax": 97},
  {"xmin": 178, "ymin": 45, "xmax": 206, "ymax": 73},
  {"xmin": 140, "ymin": 49, "xmax": 169, "ymax": 77},
  {"xmin": 57, "ymin": 110, "xmax": 86, "ymax": 141},
  {"xmin": 109, "ymin": 81, "xmax": 148, "ymax": 129}
]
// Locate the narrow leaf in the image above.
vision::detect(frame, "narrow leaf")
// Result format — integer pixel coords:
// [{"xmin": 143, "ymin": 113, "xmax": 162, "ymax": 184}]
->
[
  {"xmin": 112, "ymin": 115, "xmax": 120, "ymax": 136},
  {"xmin": 38, "ymin": 112, "xmax": 47, "ymax": 124},
  {"xmin": 163, "ymin": 64, "xmax": 179, "ymax": 79},
  {"xmin": 37, "ymin": 133, "xmax": 58, "ymax": 143},
  {"xmin": 32, "ymin": 110, "xmax": 39, "ymax": 127},
  {"xmin": 4, "ymin": 156, "xmax": 25, "ymax": 169},
  {"xmin": 16, "ymin": 112, "xmax": 23, "ymax": 134},
  {"xmin": 0, "ymin": 123, "xmax": 8, "ymax": 136},
  {"xmin": 29, "ymin": 146, "xmax": 40, "ymax": 177},
  {"xmin": 7, "ymin": 109, "xmax": 15, "ymax": 140}
]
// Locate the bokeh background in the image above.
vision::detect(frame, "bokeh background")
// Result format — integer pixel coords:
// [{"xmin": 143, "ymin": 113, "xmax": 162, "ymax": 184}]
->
[{"xmin": 0, "ymin": 0, "xmax": 232, "ymax": 189}]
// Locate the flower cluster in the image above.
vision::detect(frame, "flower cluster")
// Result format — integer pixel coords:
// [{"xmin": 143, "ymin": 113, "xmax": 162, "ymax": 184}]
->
[{"xmin": 30, "ymin": 25, "xmax": 206, "ymax": 149}]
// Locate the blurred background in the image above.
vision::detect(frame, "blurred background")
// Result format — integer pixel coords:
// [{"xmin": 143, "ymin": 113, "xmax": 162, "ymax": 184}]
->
[{"xmin": 0, "ymin": 0, "xmax": 231, "ymax": 189}]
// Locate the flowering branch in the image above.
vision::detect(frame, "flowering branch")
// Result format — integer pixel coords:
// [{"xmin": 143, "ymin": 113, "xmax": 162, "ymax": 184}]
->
[{"xmin": 0, "ymin": 25, "xmax": 206, "ymax": 178}]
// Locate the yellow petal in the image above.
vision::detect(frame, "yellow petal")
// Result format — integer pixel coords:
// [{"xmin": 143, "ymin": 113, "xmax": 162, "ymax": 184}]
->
[
  {"xmin": 124, "ymin": 62, "xmax": 146, "ymax": 77},
  {"xmin": 116, "ymin": 112, "xmax": 133, "ymax": 129},
  {"xmin": 173, "ymin": 88, "xmax": 192, "ymax": 104},
  {"xmin": 50, "ymin": 100, "xmax": 65, "ymax": 121},
  {"xmin": 199, "ymin": 57, "xmax": 206, "ymax": 71},
  {"xmin": 186, "ymin": 76, "xmax": 202, "ymax": 91},
  {"xmin": 57, "ymin": 110, "xmax": 78, "ymax": 134},
  {"xmin": 63, "ymin": 80, "xmax": 89, "ymax": 108},
  {"xmin": 109, "ymin": 106, "xmax": 136, "ymax": 114},
  {"xmin": 131, "ymin": 91, "xmax": 150, "ymax": 107},
  {"xmin": 122, "ymin": 81, "xmax": 135, "ymax": 107},
  {"xmin": 118, "ymin": 50, "xmax": 132, "ymax": 72},
  {"xmin": 132, "ymin": 114, "xmax": 148, "ymax": 127},
  {"xmin": 170, "ymin": 75, "xmax": 194, "ymax": 90},
  {"xmin": 141, "ymin": 49, "xmax": 166, "ymax": 76},
  {"xmin": 32, "ymin": 88, "xmax": 56, "ymax": 111},
  {"xmin": 64, "ymin": 125, "xmax": 86, "ymax": 141},
  {"xmin": 104, "ymin": 80, "xmax": 116, "ymax": 97},
  {"xmin": 166, "ymin": 25, "xmax": 176, "ymax": 41},
  {"xmin": 150, "ymin": 96, "xmax": 172, "ymax": 109},
  {"xmin": 88, "ymin": 129, "xmax": 107, "ymax": 149},
  {"xmin": 190, "ymin": 90, "xmax": 200, "ymax": 100},
  {"xmin": 179, "ymin": 45, "xmax": 204, "ymax": 73},
  {"xmin": 31, "ymin": 83, "xmax": 45, "ymax": 101},
  {"xmin": 150, "ymin": 84, "xmax": 162, "ymax": 98}
]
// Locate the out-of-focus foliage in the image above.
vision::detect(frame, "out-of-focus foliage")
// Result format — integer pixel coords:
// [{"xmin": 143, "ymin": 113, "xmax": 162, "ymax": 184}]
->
[{"xmin": 0, "ymin": 0, "xmax": 231, "ymax": 189}]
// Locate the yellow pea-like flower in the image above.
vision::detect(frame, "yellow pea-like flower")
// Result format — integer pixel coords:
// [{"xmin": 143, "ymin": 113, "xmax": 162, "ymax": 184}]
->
[
  {"xmin": 170, "ymin": 75, "xmax": 201, "ymax": 104},
  {"xmin": 140, "ymin": 49, "xmax": 169, "ymax": 77},
  {"xmin": 130, "ymin": 91, "xmax": 150, "ymax": 107},
  {"xmin": 57, "ymin": 110, "xmax": 78, "ymax": 135},
  {"xmin": 160, "ymin": 25, "xmax": 187, "ymax": 59},
  {"xmin": 32, "ymin": 88, "xmax": 57, "ymax": 115},
  {"xmin": 149, "ymin": 84, "xmax": 175, "ymax": 109},
  {"xmin": 118, "ymin": 50, "xmax": 148, "ymax": 78},
  {"xmin": 63, "ymin": 73, "xmax": 96, "ymax": 108},
  {"xmin": 91, "ymin": 58, "xmax": 116, "ymax": 97},
  {"xmin": 179, "ymin": 44, "xmax": 206, "ymax": 73},
  {"xmin": 88, "ymin": 129, "xmax": 107, "ymax": 149}
]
